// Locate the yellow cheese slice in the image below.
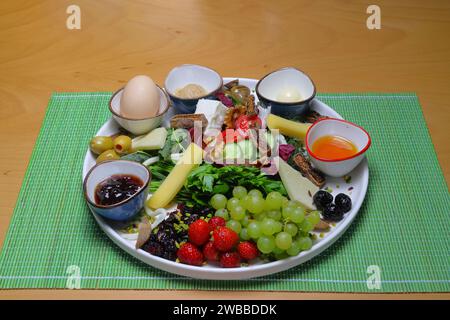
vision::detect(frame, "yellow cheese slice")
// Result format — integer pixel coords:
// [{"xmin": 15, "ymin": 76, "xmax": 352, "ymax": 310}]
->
[
  {"xmin": 267, "ymin": 114, "xmax": 311, "ymax": 140},
  {"xmin": 146, "ymin": 143, "xmax": 203, "ymax": 209}
]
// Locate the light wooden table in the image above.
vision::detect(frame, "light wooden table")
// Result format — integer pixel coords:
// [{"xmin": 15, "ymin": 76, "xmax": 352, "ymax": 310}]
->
[{"xmin": 0, "ymin": 0, "xmax": 449, "ymax": 300}]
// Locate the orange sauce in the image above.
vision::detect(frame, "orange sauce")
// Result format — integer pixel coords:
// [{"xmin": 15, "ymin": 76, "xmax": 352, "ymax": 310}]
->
[{"xmin": 311, "ymin": 135, "xmax": 358, "ymax": 160}]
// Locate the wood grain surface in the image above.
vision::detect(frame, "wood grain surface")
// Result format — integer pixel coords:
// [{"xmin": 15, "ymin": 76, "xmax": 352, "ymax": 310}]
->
[{"xmin": 0, "ymin": 0, "xmax": 449, "ymax": 299}]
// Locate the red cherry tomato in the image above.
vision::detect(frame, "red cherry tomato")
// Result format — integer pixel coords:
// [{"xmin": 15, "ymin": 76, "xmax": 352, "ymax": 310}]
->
[{"xmin": 235, "ymin": 115, "xmax": 262, "ymax": 138}]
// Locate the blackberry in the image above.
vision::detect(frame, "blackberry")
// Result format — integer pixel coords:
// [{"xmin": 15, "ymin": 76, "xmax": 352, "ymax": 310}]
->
[
  {"xmin": 335, "ymin": 193, "xmax": 352, "ymax": 213},
  {"xmin": 322, "ymin": 203, "xmax": 344, "ymax": 222},
  {"xmin": 313, "ymin": 190, "xmax": 333, "ymax": 210}
]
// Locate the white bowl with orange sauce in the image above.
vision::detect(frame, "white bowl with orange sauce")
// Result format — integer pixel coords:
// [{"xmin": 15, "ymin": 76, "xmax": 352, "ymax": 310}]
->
[{"xmin": 305, "ymin": 118, "xmax": 371, "ymax": 177}]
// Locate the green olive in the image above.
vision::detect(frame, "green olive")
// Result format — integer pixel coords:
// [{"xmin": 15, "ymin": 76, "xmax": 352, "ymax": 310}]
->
[
  {"xmin": 96, "ymin": 149, "xmax": 120, "ymax": 163},
  {"xmin": 230, "ymin": 85, "xmax": 251, "ymax": 102},
  {"xmin": 90, "ymin": 136, "xmax": 114, "ymax": 155},
  {"xmin": 113, "ymin": 135, "xmax": 132, "ymax": 154}
]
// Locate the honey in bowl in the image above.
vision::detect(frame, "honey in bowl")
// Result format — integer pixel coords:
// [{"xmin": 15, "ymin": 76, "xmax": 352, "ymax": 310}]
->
[{"xmin": 311, "ymin": 135, "xmax": 358, "ymax": 161}]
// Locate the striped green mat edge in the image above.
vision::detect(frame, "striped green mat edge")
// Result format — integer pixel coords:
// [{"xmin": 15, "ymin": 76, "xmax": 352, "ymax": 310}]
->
[{"xmin": 0, "ymin": 92, "xmax": 449, "ymax": 292}]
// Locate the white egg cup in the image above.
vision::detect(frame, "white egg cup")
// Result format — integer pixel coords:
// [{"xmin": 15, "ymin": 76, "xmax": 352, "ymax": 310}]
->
[{"xmin": 109, "ymin": 85, "xmax": 170, "ymax": 135}]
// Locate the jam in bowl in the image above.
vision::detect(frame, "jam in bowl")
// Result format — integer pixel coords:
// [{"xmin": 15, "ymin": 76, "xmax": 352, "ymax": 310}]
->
[{"xmin": 83, "ymin": 160, "xmax": 151, "ymax": 221}]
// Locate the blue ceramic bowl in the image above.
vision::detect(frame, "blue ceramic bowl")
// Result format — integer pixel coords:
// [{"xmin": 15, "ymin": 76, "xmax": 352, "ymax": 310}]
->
[
  {"xmin": 83, "ymin": 160, "xmax": 150, "ymax": 221},
  {"xmin": 164, "ymin": 64, "xmax": 223, "ymax": 114},
  {"xmin": 255, "ymin": 67, "xmax": 316, "ymax": 118}
]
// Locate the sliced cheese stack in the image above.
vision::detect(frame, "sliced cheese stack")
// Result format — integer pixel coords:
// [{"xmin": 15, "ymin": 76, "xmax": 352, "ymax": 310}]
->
[
  {"xmin": 146, "ymin": 143, "xmax": 204, "ymax": 209},
  {"xmin": 277, "ymin": 157, "xmax": 318, "ymax": 210}
]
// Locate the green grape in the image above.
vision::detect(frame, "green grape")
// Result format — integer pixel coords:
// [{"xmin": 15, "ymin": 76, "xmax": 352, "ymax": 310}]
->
[
  {"xmin": 282, "ymin": 206, "xmax": 294, "ymax": 219},
  {"xmin": 240, "ymin": 228, "xmax": 250, "ymax": 240},
  {"xmin": 275, "ymin": 232, "xmax": 293, "ymax": 250},
  {"xmin": 265, "ymin": 191, "xmax": 283, "ymax": 210},
  {"xmin": 306, "ymin": 211, "xmax": 321, "ymax": 225},
  {"xmin": 281, "ymin": 196, "xmax": 289, "ymax": 208},
  {"xmin": 239, "ymin": 196, "xmax": 248, "ymax": 209},
  {"xmin": 226, "ymin": 220, "xmax": 242, "ymax": 233},
  {"xmin": 272, "ymin": 246, "xmax": 284, "ymax": 255},
  {"xmin": 297, "ymin": 237, "xmax": 313, "ymax": 250},
  {"xmin": 247, "ymin": 221, "xmax": 262, "ymax": 239},
  {"xmin": 211, "ymin": 194, "xmax": 227, "ymax": 210},
  {"xmin": 273, "ymin": 221, "xmax": 283, "ymax": 233},
  {"xmin": 248, "ymin": 189, "xmax": 263, "ymax": 198},
  {"xmin": 257, "ymin": 235, "xmax": 276, "ymax": 254},
  {"xmin": 274, "ymin": 251, "xmax": 289, "ymax": 260},
  {"xmin": 284, "ymin": 223, "xmax": 298, "ymax": 237},
  {"xmin": 232, "ymin": 186, "xmax": 247, "ymax": 199},
  {"xmin": 261, "ymin": 218, "xmax": 277, "ymax": 236},
  {"xmin": 226, "ymin": 197, "xmax": 241, "ymax": 211},
  {"xmin": 230, "ymin": 206, "xmax": 246, "ymax": 220},
  {"xmin": 290, "ymin": 207, "xmax": 305, "ymax": 223},
  {"xmin": 246, "ymin": 196, "xmax": 265, "ymax": 214},
  {"xmin": 266, "ymin": 210, "xmax": 282, "ymax": 221},
  {"xmin": 241, "ymin": 215, "xmax": 250, "ymax": 227},
  {"xmin": 255, "ymin": 212, "xmax": 267, "ymax": 221},
  {"xmin": 215, "ymin": 208, "xmax": 230, "ymax": 220},
  {"xmin": 286, "ymin": 241, "xmax": 301, "ymax": 256},
  {"xmin": 287, "ymin": 200, "xmax": 299, "ymax": 208},
  {"xmin": 299, "ymin": 219, "xmax": 314, "ymax": 233}
]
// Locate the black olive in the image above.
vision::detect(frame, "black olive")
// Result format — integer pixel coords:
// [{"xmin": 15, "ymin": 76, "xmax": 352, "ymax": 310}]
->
[
  {"xmin": 335, "ymin": 193, "xmax": 352, "ymax": 213},
  {"xmin": 322, "ymin": 203, "xmax": 344, "ymax": 222},
  {"xmin": 313, "ymin": 190, "xmax": 333, "ymax": 210}
]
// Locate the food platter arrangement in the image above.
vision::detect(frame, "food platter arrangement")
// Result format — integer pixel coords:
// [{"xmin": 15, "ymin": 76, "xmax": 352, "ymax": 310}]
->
[{"xmin": 82, "ymin": 65, "xmax": 371, "ymax": 280}]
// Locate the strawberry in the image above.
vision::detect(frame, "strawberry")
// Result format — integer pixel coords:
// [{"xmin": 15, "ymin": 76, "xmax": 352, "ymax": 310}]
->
[
  {"xmin": 188, "ymin": 219, "xmax": 211, "ymax": 246},
  {"xmin": 220, "ymin": 252, "xmax": 241, "ymax": 268},
  {"xmin": 177, "ymin": 243, "xmax": 204, "ymax": 266},
  {"xmin": 237, "ymin": 241, "xmax": 259, "ymax": 260},
  {"xmin": 203, "ymin": 241, "xmax": 219, "ymax": 262},
  {"xmin": 208, "ymin": 216, "xmax": 226, "ymax": 231},
  {"xmin": 212, "ymin": 226, "xmax": 239, "ymax": 252}
]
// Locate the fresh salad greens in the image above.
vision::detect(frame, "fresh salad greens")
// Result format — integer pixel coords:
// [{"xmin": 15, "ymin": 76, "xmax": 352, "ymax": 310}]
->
[
  {"xmin": 159, "ymin": 128, "xmax": 190, "ymax": 161},
  {"xmin": 121, "ymin": 150, "xmax": 154, "ymax": 163},
  {"xmin": 177, "ymin": 164, "xmax": 287, "ymax": 207}
]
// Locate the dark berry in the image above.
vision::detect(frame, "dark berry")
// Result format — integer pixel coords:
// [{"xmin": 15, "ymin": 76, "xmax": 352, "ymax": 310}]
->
[
  {"xmin": 322, "ymin": 203, "xmax": 344, "ymax": 222},
  {"xmin": 335, "ymin": 193, "xmax": 352, "ymax": 213},
  {"xmin": 313, "ymin": 190, "xmax": 333, "ymax": 210}
]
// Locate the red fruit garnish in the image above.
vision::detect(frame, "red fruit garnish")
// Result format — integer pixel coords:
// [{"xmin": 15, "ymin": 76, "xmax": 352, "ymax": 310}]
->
[
  {"xmin": 212, "ymin": 226, "xmax": 239, "ymax": 252},
  {"xmin": 220, "ymin": 252, "xmax": 241, "ymax": 268},
  {"xmin": 177, "ymin": 243, "xmax": 204, "ymax": 266},
  {"xmin": 237, "ymin": 241, "xmax": 259, "ymax": 260},
  {"xmin": 203, "ymin": 241, "xmax": 219, "ymax": 262},
  {"xmin": 188, "ymin": 219, "xmax": 211, "ymax": 246},
  {"xmin": 235, "ymin": 115, "xmax": 262, "ymax": 138},
  {"xmin": 208, "ymin": 216, "xmax": 226, "ymax": 231}
]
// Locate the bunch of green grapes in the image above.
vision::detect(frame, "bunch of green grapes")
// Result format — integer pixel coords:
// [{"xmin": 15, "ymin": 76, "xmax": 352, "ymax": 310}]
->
[{"xmin": 210, "ymin": 186, "xmax": 320, "ymax": 259}]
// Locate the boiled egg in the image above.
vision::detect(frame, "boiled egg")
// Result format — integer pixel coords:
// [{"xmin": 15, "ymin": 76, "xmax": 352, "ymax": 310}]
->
[{"xmin": 120, "ymin": 75, "xmax": 160, "ymax": 119}]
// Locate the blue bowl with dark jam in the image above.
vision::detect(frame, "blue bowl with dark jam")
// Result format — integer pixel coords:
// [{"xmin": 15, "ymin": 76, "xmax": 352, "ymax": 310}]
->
[
  {"xmin": 164, "ymin": 64, "xmax": 223, "ymax": 114},
  {"xmin": 83, "ymin": 160, "xmax": 150, "ymax": 221}
]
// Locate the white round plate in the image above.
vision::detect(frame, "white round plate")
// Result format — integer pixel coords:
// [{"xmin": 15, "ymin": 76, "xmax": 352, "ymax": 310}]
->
[{"xmin": 82, "ymin": 78, "xmax": 369, "ymax": 280}]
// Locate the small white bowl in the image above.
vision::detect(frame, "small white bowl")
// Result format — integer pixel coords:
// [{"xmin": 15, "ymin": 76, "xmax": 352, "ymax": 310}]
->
[
  {"xmin": 256, "ymin": 67, "xmax": 316, "ymax": 118},
  {"xmin": 164, "ymin": 64, "xmax": 223, "ymax": 113},
  {"xmin": 305, "ymin": 118, "xmax": 371, "ymax": 177},
  {"xmin": 109, "ymin": 85, "xmax": 170, "ymax": 135}
]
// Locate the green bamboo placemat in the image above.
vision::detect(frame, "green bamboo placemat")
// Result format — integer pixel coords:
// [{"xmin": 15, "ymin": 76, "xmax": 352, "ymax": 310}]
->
[{"xmin": 0, "ymin": 92, "xmax": 449, "ymax": 292}]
